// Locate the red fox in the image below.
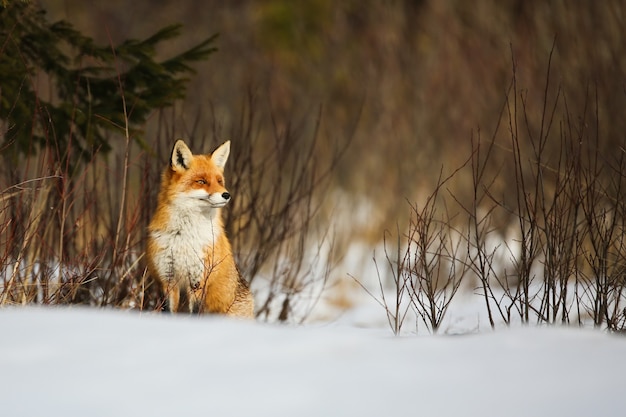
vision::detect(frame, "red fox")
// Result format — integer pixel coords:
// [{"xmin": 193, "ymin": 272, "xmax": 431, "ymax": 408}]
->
[{"xmin": 146, "ymin": 139, "xmax": 254, "ymax": 318}]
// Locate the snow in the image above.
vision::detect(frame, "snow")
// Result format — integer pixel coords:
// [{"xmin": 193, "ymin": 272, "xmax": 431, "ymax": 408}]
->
[{"xmin": 0, "ymin": 308, "xmax": 624, "ymax": 416}]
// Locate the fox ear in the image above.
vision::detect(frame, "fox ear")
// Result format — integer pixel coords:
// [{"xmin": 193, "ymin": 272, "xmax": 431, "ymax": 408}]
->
[
  {"xmin": 171, "ymin": 139, "xmax": 193, "ymax": 172},
  {"xmin": 211, "ymin": 141, "xmax": 230, "ymax": 169}
]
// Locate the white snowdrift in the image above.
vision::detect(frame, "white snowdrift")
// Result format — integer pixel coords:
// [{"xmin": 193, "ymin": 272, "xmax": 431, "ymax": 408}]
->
[{"xmin": 0, "ymin": 307, "xmax": 624, "ymax": 417}]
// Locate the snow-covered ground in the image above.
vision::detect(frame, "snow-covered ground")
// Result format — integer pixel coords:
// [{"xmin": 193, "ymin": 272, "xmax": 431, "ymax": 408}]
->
[{"xmin": 0, "ymin": 307, "xmax": 624, "ymax": 417}]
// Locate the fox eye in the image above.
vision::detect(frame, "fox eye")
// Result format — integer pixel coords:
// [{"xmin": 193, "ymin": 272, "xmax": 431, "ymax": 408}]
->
[
  {"xmin": 196, "ymin": 179, "xmax": 207, "ymax": 185},
  {"xmin": 217, "ymin": 177, "xmax": 224, "ymax": 185}
]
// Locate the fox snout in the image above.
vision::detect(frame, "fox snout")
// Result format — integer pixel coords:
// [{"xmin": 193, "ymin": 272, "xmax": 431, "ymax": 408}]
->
[{"xmin": 207, "ymin": 191, "xmax": 231, "ymax": 207}]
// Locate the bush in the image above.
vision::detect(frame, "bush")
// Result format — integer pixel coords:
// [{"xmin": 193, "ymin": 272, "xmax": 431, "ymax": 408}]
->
[{"xmin": 356, "ymin": 46, "xmax": 626, "ymax": 334}]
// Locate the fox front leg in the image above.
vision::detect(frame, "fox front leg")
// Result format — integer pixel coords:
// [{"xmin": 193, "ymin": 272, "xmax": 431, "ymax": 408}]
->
[
  {"xmin": 164, "ymin": 283, "xmax": 180, "ymax": 312},
  {"xmin": 187, "ymin": 273, "xmax": 205, "ymax": 313}
]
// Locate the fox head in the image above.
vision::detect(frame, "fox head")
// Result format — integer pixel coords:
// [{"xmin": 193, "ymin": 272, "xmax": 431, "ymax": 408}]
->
[{"xmin": 165, "ymin": 139, "xmax": 232, "ymax": 210}]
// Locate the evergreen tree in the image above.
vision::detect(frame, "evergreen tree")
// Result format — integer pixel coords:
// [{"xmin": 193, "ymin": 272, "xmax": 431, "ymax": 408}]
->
[{"xmin": 0, "ymin": 1, "xmax": 217, "ymax": 167}]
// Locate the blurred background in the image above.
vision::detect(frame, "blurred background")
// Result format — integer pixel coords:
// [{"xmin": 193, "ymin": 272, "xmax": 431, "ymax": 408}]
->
[
  {"xmin": 4, "ymin": 1, "xmax": 625, "ymax": 321},
  {"xmin": 42, "ymin": 0, "xmax": 625, "ymax": 232}
]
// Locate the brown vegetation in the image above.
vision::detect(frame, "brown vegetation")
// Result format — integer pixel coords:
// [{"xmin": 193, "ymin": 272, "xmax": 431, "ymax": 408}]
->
[
  {"xmin": 42, "ymin": 0, "xmax": 626, "ymax": 235},
  {"xmin": 2, "ymin": 1, "xmax": 625, "ymax": 327}
]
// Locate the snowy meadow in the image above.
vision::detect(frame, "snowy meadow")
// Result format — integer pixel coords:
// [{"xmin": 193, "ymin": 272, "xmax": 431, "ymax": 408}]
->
[
  {"xmin": 2, "ymin": 4, "xmax": 626, "ymax": 416},
  {"xmin": 1, "ymin": 307, "xmax": 624, "ymax": 417}
]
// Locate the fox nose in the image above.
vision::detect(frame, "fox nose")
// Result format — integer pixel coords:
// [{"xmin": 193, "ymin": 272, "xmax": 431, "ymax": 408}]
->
[{"xmin": 222, "ymin": 192, "xmax": 231, "ymax": 200}]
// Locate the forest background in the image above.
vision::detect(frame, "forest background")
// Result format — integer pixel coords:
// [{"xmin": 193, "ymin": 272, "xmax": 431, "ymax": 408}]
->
[{"xmin": 2, "ymin": 0, "xmax": 625, "ymax": 330}]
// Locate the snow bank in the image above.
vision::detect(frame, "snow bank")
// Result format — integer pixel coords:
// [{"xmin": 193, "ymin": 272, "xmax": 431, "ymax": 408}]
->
[{"xmin": 0, "ymin": 308, "xmax": 623, "ymax": 416}]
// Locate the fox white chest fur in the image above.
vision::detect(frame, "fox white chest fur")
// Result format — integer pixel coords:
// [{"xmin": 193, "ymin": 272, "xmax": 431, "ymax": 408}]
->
[{"xmin": 149, "ymin": 202, "xmax": 222, "ymax": 289}]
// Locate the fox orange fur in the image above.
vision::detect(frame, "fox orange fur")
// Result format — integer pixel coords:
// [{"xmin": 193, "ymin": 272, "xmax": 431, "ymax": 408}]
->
[{"xmin": 146, "ymin": 139, "xmax": 254, "ymax": 318}]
